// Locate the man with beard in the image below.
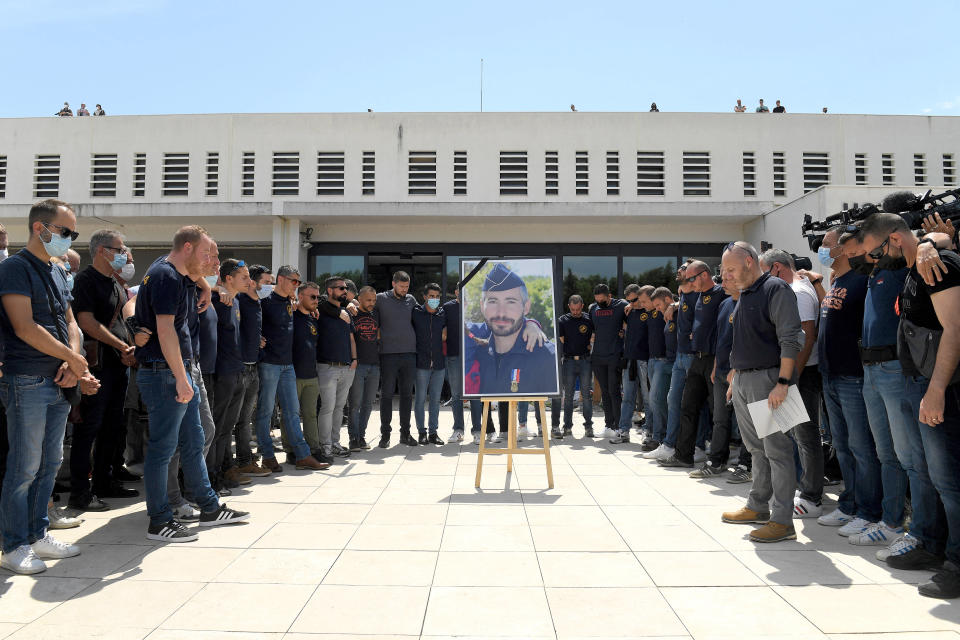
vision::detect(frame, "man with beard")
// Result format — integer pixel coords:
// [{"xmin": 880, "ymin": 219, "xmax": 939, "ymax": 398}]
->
[
  {"xmin": 317, "ymin": 276, "xmax": 358, "ymax": 460},
  {"xmin": 475, "ymin": 263, "xmax": 558, "ymax": 395}
]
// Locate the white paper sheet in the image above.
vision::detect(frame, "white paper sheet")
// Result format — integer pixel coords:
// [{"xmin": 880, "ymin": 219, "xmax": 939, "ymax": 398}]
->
[{"xmin": 746, "ymin": 385, "xmax": 810, "ymax": 438}]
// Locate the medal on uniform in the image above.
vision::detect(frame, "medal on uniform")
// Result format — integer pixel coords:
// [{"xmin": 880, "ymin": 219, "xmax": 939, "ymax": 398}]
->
[{"xmin": 510, "ymin": 369, "xmax": 520, "ymax": 392}]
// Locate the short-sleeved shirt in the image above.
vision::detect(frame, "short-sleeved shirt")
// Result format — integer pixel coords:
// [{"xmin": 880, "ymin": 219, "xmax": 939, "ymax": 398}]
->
[
  {"xmin": 292, "ymin": 310, "xmax": 319, "ymax": 378},
  {"xmin": 900, "ymin": 250, "xmax": 960, "ymax": 330},
  {"xmin": 213, "ymin": 292, "xmax": 243, "ymax": 376},
  {"xmin": 374, "ymin": 291, "xmax": 417, "ymax": 355},
  {"xmin": 317, "ymin": 312, "xmax": 353, "ymax": 364},
  {"xmin": 353, "ymin": 310, "xmax": 380, "ymax": 365},
  {"xmin": 676, "ymin": 291, "xmax": 697, "ymax": 354},
  {"xmin": 863, "ymin": 268, "xmax": 908, "ymax": 348},
  {"xmin": 260, "ymin": 291, "xmax": 294, "ymax": 365},
  {"xmin": 442, "ymin": 299, "xmax": 461, "ymax": 357},
  {"xmin": 0, "ymin": 250, "xmax": 73, "ymax": 377},
  {"xmin": 791, "ymin": 277, "xmax": 820, "ymax": 367},
  {"xmin": 647, "ymin": 309, "xmax": 667, "ymax": 358},
  {"xmin": 691, "ymin": 284, "xmax": 728, "ymax": 354},
  {"xmin": 72, "ymin": 265, "xmax": 127, "ymax": 363},
  {"xmin": 588, "ymin": 299, "xmax": 627, "ymax": 362},
  {"xmin": 237, "ymin": 294, "xmax": 262, "ymax": 363},
  {"xmin": 558, "ymin": 312, "xmax": 593, "ymax": 357},
  {"xmin": 623, "ymin": 308, "xmax": 650, "ymax": 360},
  {"xmin": 412, "ymin": 305, "xmax": 446, "ymax": 370},
  {"xmin": 134, "ymin": 257, "xmax": 193, "ymax": 364},
  {"xmin": 818, "ymin": 270, "xmax": 868, "ymax": 377},
  {"xmin": 714, "ymin": 296, "xmax": 737, "ymax": 375}
]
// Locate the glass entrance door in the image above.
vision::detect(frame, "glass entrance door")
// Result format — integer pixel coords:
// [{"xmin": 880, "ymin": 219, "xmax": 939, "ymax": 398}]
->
[{"xmin": 367, "ymin": 252, "xmax": 443, "ymax": 295}]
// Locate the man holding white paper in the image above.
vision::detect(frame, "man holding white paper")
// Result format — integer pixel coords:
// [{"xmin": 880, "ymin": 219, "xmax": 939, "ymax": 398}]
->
[{"xmin": 718, "ymin": 242, "xmax": 802, "ymax": 543}]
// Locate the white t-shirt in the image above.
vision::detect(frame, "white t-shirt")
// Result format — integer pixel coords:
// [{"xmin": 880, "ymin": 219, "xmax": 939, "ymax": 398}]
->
[{"xmin": 791, "ymin": 277, "xmax": 819, "ymax": 367}]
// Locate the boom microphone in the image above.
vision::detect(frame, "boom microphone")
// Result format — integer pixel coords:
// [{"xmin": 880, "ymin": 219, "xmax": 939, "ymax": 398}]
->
[{"xmin": 882, "ymin": 191, "xmax": 922, "ymax": 214}]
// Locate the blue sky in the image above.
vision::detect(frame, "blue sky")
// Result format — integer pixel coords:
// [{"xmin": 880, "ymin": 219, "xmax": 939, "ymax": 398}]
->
[{"xmin": 2, "ymin": 0, "xmax": 957, "ymax": 118}]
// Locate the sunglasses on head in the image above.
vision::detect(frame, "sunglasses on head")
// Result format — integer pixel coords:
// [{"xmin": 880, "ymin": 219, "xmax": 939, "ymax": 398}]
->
[
  {"xmin": 43, "ymin": 222, "xmax": 79, "ymax": 241},
  {"xmin": 868, "ymin": 236, "xmax": 890, "ymax": 261}
]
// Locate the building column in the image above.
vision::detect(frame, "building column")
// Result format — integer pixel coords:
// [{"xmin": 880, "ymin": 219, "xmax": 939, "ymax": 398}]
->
[{"xmin": 271, "ymin": 217, "xmax": 302, "ymax": 271}]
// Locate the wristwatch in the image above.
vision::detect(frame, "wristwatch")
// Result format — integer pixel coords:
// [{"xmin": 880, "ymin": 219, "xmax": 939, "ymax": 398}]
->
[{"xmin": 777, "ymin": 377, "xmax": 790, "ymax": 386}]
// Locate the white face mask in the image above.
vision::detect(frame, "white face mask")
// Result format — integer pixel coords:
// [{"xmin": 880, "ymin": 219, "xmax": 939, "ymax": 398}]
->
[
  {"xmin": 257, "ymin": 284, "xmax": 274, "ymax": 299},
  {"xmin": 0, "ymin": 248, "xmax": 7, "ymax": 262},
  {"xmin": 119, "ymin": 262, "xmax": 136, "ymax": 282},
  {"xmin": 204, "ymin": 275, "xmax": 219, "ymax": 287}
]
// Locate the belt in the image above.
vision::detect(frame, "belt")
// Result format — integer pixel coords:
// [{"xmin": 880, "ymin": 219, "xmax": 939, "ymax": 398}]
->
[
  {"xmin": 693, "ymin": 351, "xmax": 714, "ymax": 359},
  {"xmin": 860, "ymin": 344, "xmax": 897, "ymax": 364},
  {"xmin": 565, "ymin": 355, "xmax": 589, "ymax": 360},
  {"xmin": 141, "ymin": 359, "xmax": 191, "ymax": 371},
  {"xmin": 318, "ymin": 360, "xmax": 351, "ymax": 367},
  {"xmin": 737, "ymin": 365, "xmax": 777, "ymax": 373},
  {"xmin": 243, "ymin": 362, "xmax": 257, "ymax": 367}
]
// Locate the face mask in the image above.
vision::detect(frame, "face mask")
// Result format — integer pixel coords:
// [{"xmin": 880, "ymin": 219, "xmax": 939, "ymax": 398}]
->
[
  {"xmin": 65, "ymin": 273, "xmax": 75, "ymax": 291},
  {"xmin": 257, "ymin": 284, "xmax": 274, "ymax": 299},
  {"xmin": 598, "ymin": 300, "xmax": 609, "ymax": 308},
  {"xmin": 848, "ymin": 254, "xmax": 875, "ymax": 277},
  {"xmin": 109, "ymin": 251, "xmax": 128, "ymax": 271},
  {"xmin": 876, "ymin": 254, "xmax": 907, "ymax": 271},
  {"xmin": 426, "ymin": 298, "xmax": 440, "ymax": 310},
  {"xmin": 119, "ymin": 262, "xmax": 136, "ymax": 282},
  {"xmin": 817, "ymin": 247, "xmax": 835, "ymax": 269},
  {"xmin": 0, "ymin": 248, "xmax": 7, "ymax": 262},
  {"xmin": 40, "ymin": 226, "xmax": 72, "ymax": 259},
  {"xmin": 204, "ymin": 275, "xmax": 219, "ymax": 287}
]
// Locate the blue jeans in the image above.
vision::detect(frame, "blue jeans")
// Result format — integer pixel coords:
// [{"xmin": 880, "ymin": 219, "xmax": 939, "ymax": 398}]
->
[
  {"xmin": 415, "ymin": 368, "xmax": 445, "ymax": 435},
  {"xmin": 0, "ymin": 375, "xmax": 71, "ymax": 552},
  {"xmin": 915, "ymin": 382, "xmax": 960, "ymax": 565},
  {"xmin": 664, "ymin": 352, "xmax": 693, "ymax": 447},
  {"xmin": 861, "ymin": 361, "xmax": 910, "ymax": 526},
  {"xmin": 618, "ymin": 360, "xmax": 648, "ymax": 432},
  {"xmin": 902, "ymin": 375, "xmax": 948, "ymax": 555},
  {"xmin": 446, "ymin": 356, "xmax": 465, "ymax": 433},
  {"xmin": 647, "ymin": 358, "xmax": 672, "ymax": 442},
  {"xmin": 822, "ymin": 374, "xmax": 882, "ymax": 522},
  {"xmin": 138, "ymin": 368, "xmax": 219, "ymax": 527},
  {"xmin": 255, "ymin": 363, "xmax": 310, "ymax": 461},
  {"xmin": 518, "ymin": 401, "xmax": 543, "ymax": 426},
  {"xmin": 348, "ymin": 363, "xmax": 380, "ymax": 442},
  {"xmin": 561, "ymin": 357, "xmax": 592, "ymax": 429}
]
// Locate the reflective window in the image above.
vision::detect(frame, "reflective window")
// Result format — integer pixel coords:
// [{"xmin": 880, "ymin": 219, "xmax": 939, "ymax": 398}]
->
[
  {"xmin": 562, "ymin": 256, "xmax": 617, "ymax": 305},
  {"xmin": 623, "ymin": 256, "xmax": 678, "ymax": 292},
  {"xmin": 314, "ymin": 255, "xmax": 364, "ymax": 287}
]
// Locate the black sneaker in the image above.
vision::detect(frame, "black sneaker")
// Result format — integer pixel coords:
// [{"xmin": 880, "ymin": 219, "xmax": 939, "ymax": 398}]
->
[
  {"xmin": 94, "ymin": 482, "xmax": 140, "ymax": 498},
  {"xmin": 399, "ymin": 433, "xmax": 419, "ymax": 446},
  {"xmin": 583, "ymin": 427, "xmax": 595, "ymax": 438},
  {"xmin": 919, "ymin": 564, "xmax": 960, "ymax": 599},
  {"xmin": 563, "ymin": 426, "xmax": 573, "ymax": 437},
  {"xmin": 658, "ymin": 455, "xmax": 694, "ymax": 468},
  {"xmin": 609, "ymin": 431, "xmax": 630, "ymax": 444},
  {"xmin": 114, "ymin": 467, "xmax": 142, "ymax": 482},
  {"xmin": 349, "ymin": 439, "xmax": 363, "ymax": 452},
  {"xmin": 378, "ymin": 435, "xmax": 390, "ymax": 448},
  {"xmin": 358, "ymin": 439, "xmax": 371, "ymax": 450},
  {"xmin": 726, "ymin": 465, "xmax": 752, "ymax": 484},
  {"xmin": 317, "ymin": 453, "xmax": 335, "ymax": 466},
  {"xmin": 689, "ymin": 462, "xmax": 724, "ymax": 478},
  {"xmin": 641, "ymin": 438, "xmax": 660, "ymax": 452},
  {"xmin": 199, "ymin": 504, "xmax": 251, "ymax": 527},
  {"xmin": 68, "ymin": 492, "xmax": 110, "ymax": 512},
  {"xmin": 887, "ymin": 547, "xmax": 945, "ymax": 571},
  {"xmin": 331, "ymin": 443, "xmax": 352, "ymax": 457},
  {"xmin": 428, "ymin": 433, "xmax": 445, "ymax": 445},
  {"xmin": 551, "ymin": 427, "xmax": 564, "ymax": 439},
  {"xmin": 147, "ymin": 518, "xmax": 198, "ymax": 542}
]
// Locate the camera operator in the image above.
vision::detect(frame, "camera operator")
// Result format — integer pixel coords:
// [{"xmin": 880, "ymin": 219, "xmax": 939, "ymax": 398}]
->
[{"xmin": 859, "ymin": 213, "xmax": 960, "ymax": 600}]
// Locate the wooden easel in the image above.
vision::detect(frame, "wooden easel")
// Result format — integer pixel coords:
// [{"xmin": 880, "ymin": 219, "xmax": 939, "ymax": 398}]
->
[{"xmin": 475, "ymin": 397, "xmax": 554, "ymax": 489}]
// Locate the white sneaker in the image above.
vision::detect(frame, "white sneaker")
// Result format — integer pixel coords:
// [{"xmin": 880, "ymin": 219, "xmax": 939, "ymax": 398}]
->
[
  {"xmin": 1, "ymin": 545, "xmax": 46, "ymax": 574},
  {"xmin": 642, "ymin": 443, "xmax": 669, "ymax": 460},
  {"xmin": 31, "ymin": 533, "xmax": 80, "ymax": 559},
  {"xmin": 603, "ymin": 427, "xmax": 619, "ymax": 438},
  {"xmin": 817, "ymin": 508, "xmax": 853, "ymax": 527},
  {"xmin": 837, "ymin": 517, "xmax": 872, "ymax": 537},
  {"xmin": 517, "ymin": 425, "xmax": 529, "ymax": 441},
  {"xmin": 47, "ymin": 504, "xmax": 83, "ymax": 529},
  {"xmin": 472, "ymin": 434, "xmax": 482, "ymax": 445},
  {"xmin": 793, "ymin": 497, "xmax": 823, "ymax": 519},
  {"xmin": 448, "ymin": 431, "xmax": 464, "ymax": 443},
  {"xmin": 486, "ymin": 432, "xmax": 497, "ymax": 443},
  {"xmin": 174, "ymin": 503, "xmax": 201, "ymax": 521},
  {"xmin": 653, "ymin": 444, "xmax": 676, "ymax": 461},
  {"xmin": 876, "ymin": 532, "xmax": 920, "ymax": 561},
  {"xmin": 848, "ymin": 521, "xmax": 903, "ymax": 546},
  {"xmin": 693, "ymin": 447, "xmax": 707, "ymax": 463},
  {"xmin": 492, "ymin": 432, "xmax": 506, "ymax": 443}
]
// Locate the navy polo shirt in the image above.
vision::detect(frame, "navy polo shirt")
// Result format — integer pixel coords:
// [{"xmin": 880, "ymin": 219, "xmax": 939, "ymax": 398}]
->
[
  {"xmin": 664, "ymin": 318, "xmax": 678, "ymax": 360},
  {"xmin": 588, "ymin": 299, "xmax": 627, "ymax": 362},
  {"xmin": 412, "ymin": 304, "xmax": 446, "ymax": 370},
  {"xmin": 237, "ymin": 294, "xmax": 262, "ymax": 363},
  {"xmin": 134, "ymin": 257, "xmax": 193, "ymax": 364},
  {"xmin": 317, "ymin": 312, "xmax": 353, "ymax": 364},
  {"xmin": 292, "ymin": 310, "xmax": 319, "ymax": 378},
  {"xmin": 676, "ymin": 291, "xmax": 696, "ymax": 354},
  {"xmin": 647, "ymin": 309, "xmax": 667, "ymax": 358},
  {"xmin": 476, "ymin": 332, "xmax": 559, "ymax": 394},
  {"xmin": 198, "ymin": 303, "xmax": 218, "ymax": 374},
  {"xmin": 862, "ymin": 268, "xmax": 908, "ymax": 349},
  {"xmin": 558, "ymin": 312, "xmax": 593, "ymax": 357},
  {"xmin": 623, "ymin": 309, "xmax": 650, "ymax": 360},
  {"xmin": 817, "ymin": 270, "xmax": 867, "ymax": 377},
  {"xmin": 714, "ymin": 296, "xmax": 737, "ymax": 375},
  {"xmin": 260, "ymin": 291, "xmax": 294, "ymax": 365},
  {"xmin": 691, "ymin": 284, "xmax": 728, "ymax": 354},
  {"xmin": 729, "ymin": 272, "xmax": 802, "ymax": 371},
  {"xmin": 0, "ymin": 250, "xmax": 73, "ymax": 377},
  {"xmin": 442, "ymin": 299, "xmax": 461, "ymax": 357},
  {"xmin": 213, "ymin": 292, "xmax": 243, "ymax": 375}
]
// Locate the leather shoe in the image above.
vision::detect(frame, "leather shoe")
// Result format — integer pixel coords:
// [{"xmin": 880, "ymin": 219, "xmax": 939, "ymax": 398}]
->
[
  {"xmin": 399, "ymin": 433, "xmax": 418, "ymax": 446},
  {"xmin": 261, "ymin": 457, "xmax": 283, "ymax": 473},
  {"xmin": 428, "ymin": 433, "xmax": 445, "ymax": 445},
  {"xmin": 296, "ymin": 455, "xmax": 331, "ymax": 470},
  {"xmin": 114, "ymin": 467, "xmax": 141, "ymax": 482},
  {"xmin": 418, "ymin": 433, "xmax": 428, "ymax": 445},
  {"xmin": 378, "ymin": 436, "xmax": 390, "ymax": 448}
]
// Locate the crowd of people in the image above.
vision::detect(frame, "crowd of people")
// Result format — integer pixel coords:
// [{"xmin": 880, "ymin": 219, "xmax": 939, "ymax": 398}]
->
[
  {"xmin": 55, "ymin": 102, "xmax": 105, "ymax": 117},
  {"xmin": 0, "ymin": 200, "xmax": 958, "ymax": 604}
]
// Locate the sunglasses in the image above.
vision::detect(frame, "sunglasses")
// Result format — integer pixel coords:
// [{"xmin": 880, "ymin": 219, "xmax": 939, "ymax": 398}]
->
[
  {"xmin": 283, "ymin": 275, "xmax": 302, "ymax": 286},
  {"xmin": 625, "ymin": 296, "xmax": 639, "ymax": 303},
  {"xmin": 305, "ymin": 294, "xmax": 319, "ymax": 300},
  {"xmin": 868, "ymin": 236, "xmax": 890, "ymax": 261},
  {"xmin": 104, "ymin": 245, "xmax": 128, "ymax": 254},
  {"xmin": 684, "ymin": 270, "xmax": 708, "ymax": 283},
  {"xmin": 332, "ymin": 285, "xmax": 347, "ymax": 291},
  {"xmin": 43, "ymin": 222, "xmax": 79, "ymax": 241}
]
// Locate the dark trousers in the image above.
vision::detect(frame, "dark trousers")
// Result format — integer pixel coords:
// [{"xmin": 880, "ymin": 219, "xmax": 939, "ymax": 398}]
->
[
  {"xmin": 208, "ymin": 371, "xmax": 246, "ymax": 484},
  {"xmin": 791, "ymin": 365, "xmax": 824, "ymax": 503},
  {"xmin": 70, "ymin": 356, "xmax": 128, "ymax": 498},
  {"xmin": 592, "ymin": 359, "xmax": 621, "ymax": 429},
  {"xmin": 380, "ymin": 353, "xmax": 416, "ymax": 436},
  {"xmin": 234, "ymin": 364, "xmax": 259, "ymax": 466},
  {"xmin": 675, "ymin": 353, "xmax": 715, "ymax": 463},
  {"xmin": 707, "ymin": 374, "xmax": 752, "ymax": 469}
]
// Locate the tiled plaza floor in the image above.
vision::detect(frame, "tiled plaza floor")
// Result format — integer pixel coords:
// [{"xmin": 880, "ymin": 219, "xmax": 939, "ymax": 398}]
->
[{"xmin": 1, "ymin": 409, "xmax": 958, "ymax": 639}]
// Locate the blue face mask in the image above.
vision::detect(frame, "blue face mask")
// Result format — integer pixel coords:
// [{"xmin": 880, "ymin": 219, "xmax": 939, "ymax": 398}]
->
[
  {"xmin": 817, "ymin": 247, "xmax": 835, "ymax": 269},
  {"xmin": 109, "ymin": 251, "xmax": 128, "ymax": 271},
  {"xmin": 204, "ymin": 275, "xmax": 219, "ymax": 287},
  {"xmin": 40, "ymin": 224, "xmax": 73, "ymax": 259},
  {"xmin": 426, "ymin": 298, "xmax": 440, "ymax": 310},
  {"xmin": 65, "ymin": 273, "xmax": 75, "ymax": 291}
]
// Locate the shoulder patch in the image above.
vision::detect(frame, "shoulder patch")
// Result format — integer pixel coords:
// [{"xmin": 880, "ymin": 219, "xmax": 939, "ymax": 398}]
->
[
  {"xmin": 702, "ymin": 295, "xmax": 711, "ymax": 305},
  {"xmin": 681, "ymin": 302, "xmax": 688, "ymax": 312},
  {"xmin": 578, "ymin": 324, "xmax": 588, "ymax": 334},
  {"xmin": 639, "ymin": 312, "xmax": 648, "ymax": 321}
]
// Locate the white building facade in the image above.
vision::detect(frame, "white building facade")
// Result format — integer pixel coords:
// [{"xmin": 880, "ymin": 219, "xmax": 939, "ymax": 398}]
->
[{"xmin": 0, "ymin": 112, "xmax": 957, "ymax": 296}]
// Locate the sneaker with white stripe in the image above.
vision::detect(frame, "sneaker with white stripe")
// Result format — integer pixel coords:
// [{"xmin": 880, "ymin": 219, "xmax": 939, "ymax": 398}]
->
[
  {"xmin": 146, "ymin": 519, "xmax": 198, "ymax": 543},
  {"xmin": 198, "ymin": 504, "xmax": 251, "ymax": 527},
  {"xmin": 849, "ymin": 521, "xmax": 903, "ymax": 546},
  {"xmin": 876, "ymin": 532, "xmax": 920, "ymax": 562},
  {"xmin": 793, "ymin": 497, "xmax": 823, "ymax": 519}
]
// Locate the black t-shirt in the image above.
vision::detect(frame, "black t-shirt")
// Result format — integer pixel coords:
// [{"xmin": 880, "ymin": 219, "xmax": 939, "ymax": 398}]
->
[
  {"xmin": 353, "ymin": 310, "xmax": 380, "ymax": 365},
  {"xmin": 623, "ymin": 309, "xmax": 650, "ymax": 360},
  {"xmin": 213, "ymin": 292, "xmax": 243, "ymax": 375},
  {"xmin": 589, "ymin": 299, "xmax": 627, "ymax": 362},
  {"xmin": 292, "ymin": 311, "xmax": 319, "ymax": 378},
  {"xmin": 237, "ymin": 294, "xmax": 262, "ymax": 363},
  {"xmin": 134, "ymin": 257, "xmax": 193, "ymax": 364},
  {"xmin": 691, "ymin": 284, "xmax": 728, "ymax": 354},
  {"xmin": 817, "ymin": 270, "xmax": 868, "ymax": 377},
  {"xmin": 665, "ymin": 318, "xmax": 678, "ymax": 360},
  {"xmin": 317, "ymin": 312, "xmax": 353, "ymax": 364},
  {"xmin": 260, "ymin": 291, "xmax": 294, "ymax": 365},
  {"xmin": 443, "ymin": 299, "xmax": 461, "ymax": 357},
  {"xmin": 72, "ymin": 265, "xmax": 127, "ymax": 363},
  {"xmin": 647, "ymin": 309, "xmax": 667, "ymax": 358},
  {"xmin": 715, "ymin": 296, "xmax": 737, "ymax": 374},
  {"xmin": 197, "ymin": 303, "xmax": 218, "ymax": 374},
  {"xmin": 676, "ymin": 291, "xmax": 696, "ymax": 354},
  {"xmin": 558, "ymin": 312, "xmax": 593, "ymax": 357},
  {"xmin": 901, "ymin": 249, "xmax": 960, "ymax": 330}
]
